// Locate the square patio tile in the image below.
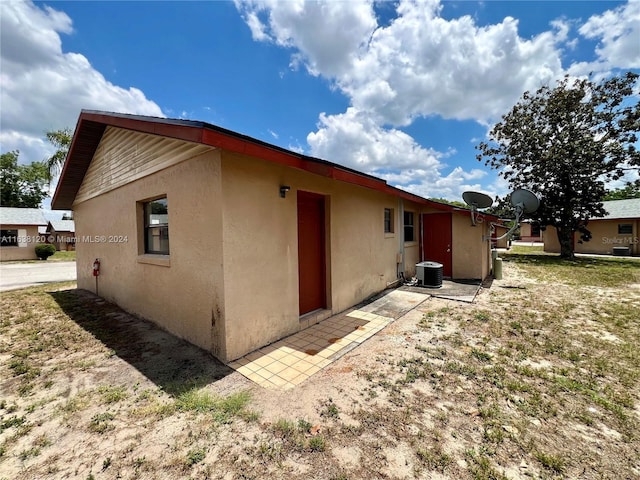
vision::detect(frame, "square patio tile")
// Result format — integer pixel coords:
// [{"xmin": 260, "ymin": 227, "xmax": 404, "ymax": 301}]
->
[
  {"xmin": 278, "ymin": 367, "xmax": 304, "ymax": 382},
  {"xmin": 263, "ymin": 360, "xmax": 289, "ymax": 375},
  {"xmin": 252, "ymin": 355, "xmax": 277, "ymax": 369}
]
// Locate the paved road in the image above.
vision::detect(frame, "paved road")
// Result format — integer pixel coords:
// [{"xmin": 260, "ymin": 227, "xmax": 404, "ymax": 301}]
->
[{"xmin": 0, "ymin": 261, "xmax": 77, "ymax": 291}]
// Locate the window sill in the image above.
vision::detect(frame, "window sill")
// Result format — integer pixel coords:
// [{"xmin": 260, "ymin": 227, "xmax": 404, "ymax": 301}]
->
[
  {"xmin": 137, "ymin": 254, "xmax": 170, "ymax": 267},
  {"xmin": 404, "ymin": 241, "xmax": 418, "ymax": 247},
  {"xmin": 384, "ymin": 233, "xmax": 395, "ymax": 239}
]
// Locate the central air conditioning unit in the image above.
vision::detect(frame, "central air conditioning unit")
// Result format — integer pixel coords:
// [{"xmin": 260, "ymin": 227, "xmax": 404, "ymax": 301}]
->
[{"xmin": 416, "ymin": 261, "xmax": 443, "ymax": 288}]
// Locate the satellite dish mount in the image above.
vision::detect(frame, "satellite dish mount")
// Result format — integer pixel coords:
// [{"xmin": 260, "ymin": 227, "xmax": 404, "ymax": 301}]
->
[
  {"xmin": 462, "ymin": 191, "xmax": 494, "ymax": 226},
  {"xmin": 492, "ymin": 188, "xmax": 540, "ymax": 241}
]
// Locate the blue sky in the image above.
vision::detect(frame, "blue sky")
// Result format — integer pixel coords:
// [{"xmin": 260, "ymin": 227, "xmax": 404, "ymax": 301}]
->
[{"xmin": 1, "ymin": 1, "xmax": 638, "ymax": 219}]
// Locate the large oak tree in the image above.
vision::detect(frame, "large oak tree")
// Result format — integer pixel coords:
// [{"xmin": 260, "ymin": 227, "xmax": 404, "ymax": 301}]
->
[{"xmin": 477, "ymin": 72, "xmax": 640, "ymax": 258}]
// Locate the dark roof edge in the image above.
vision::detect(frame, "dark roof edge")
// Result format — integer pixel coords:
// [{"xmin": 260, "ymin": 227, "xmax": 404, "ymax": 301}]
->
[{"xmin": 52, "ymin": 110, "xmax": 492, "ymax": 221}]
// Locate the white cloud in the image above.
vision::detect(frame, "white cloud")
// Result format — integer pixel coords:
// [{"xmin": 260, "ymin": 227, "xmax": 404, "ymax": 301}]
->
[
  {"xmin": 0, "ymin": 1, "xmax": 163, "ymax": 166},
  {"xmin": 308, "ymin": 107, "xmax": 443, "ymax": 172},
  {"xmin": 235, "ymin": 0, "xmax": 377, "ymax": 78},
  {"xmin": 576, "ymin": 0, "xmax": 640, "ymax": 72},
  {"xmin": 237, "ymin": 0, "xmax": 638, "ymax": 201}
]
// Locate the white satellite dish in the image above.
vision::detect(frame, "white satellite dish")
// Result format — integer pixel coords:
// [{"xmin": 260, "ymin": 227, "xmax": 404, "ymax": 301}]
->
[
  {"xmin": 510, "ymin": 188, "xmax": 540, "ymax": 214},
  {"xmin": 462, "ymin": 191, "xmax": 493, "ymax": 226}
]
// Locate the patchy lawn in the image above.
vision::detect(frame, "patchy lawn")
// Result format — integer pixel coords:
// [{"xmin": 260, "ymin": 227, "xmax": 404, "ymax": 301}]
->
[{"xmin": 1, "ymin": 256, "xmax": 639, "ymax": 479}]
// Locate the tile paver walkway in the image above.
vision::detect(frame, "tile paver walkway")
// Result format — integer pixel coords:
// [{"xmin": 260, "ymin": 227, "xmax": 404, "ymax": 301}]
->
[
  {"xmin": 229, "ymin": 288, "xmax": 434, "ymax": 390},
  {"xmin": 229, "ymin": 309, "xmax": 395, "ymax": 390}
]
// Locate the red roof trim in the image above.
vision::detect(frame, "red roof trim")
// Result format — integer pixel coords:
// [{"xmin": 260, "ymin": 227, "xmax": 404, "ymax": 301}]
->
[{"xmin": 52, "ymin": 110, "xmax": 496, "ymax": 223}]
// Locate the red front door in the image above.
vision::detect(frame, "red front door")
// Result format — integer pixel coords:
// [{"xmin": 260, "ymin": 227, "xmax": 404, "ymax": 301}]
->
[
  {"xmin": 297, "ymin": 191, "xmax": 326, "ymax": 315},
  {"xmin": 422, "ymin": 213, "xmax": 452, "ymax": 277}
]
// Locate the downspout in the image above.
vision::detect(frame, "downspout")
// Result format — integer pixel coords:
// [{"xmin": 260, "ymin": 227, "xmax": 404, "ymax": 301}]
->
[
  {"xmin": 398, "ymin": 197, "xmax": 405, "ymax": 280},
  {"xmin": 419, "ymin": 213, "xmax": 424, "ymax": 262}
]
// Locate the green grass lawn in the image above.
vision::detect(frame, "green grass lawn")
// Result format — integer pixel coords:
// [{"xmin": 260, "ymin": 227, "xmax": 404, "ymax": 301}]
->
[{"xmin": 0, "ymin": 250, "xmax": 638, "ymax": 479}]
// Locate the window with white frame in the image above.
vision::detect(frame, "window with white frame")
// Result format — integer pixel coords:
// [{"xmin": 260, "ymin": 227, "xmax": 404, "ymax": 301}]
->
[{"xmin": 144, "ymin": 197, "xmax": 169, "ymax": 255}]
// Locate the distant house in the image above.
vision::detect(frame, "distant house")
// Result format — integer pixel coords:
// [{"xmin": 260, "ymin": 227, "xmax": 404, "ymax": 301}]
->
[
  {"xmin": 0, "ymin": 207, "xmax": 48, "ymax": 261},
  {"xmin": 519, "ymin": 220, "xmax": 543, "ymax": 242},
  {"xmin": 491, "ymin": 222, "xmax": 511, "ymax": 249},
  {"xmin": 46, "ymin": 220, "xmax": 76, "ymax": 251},
  {"xmin": 543, "ymin": 198, "xmax": 640, "ymax": 256},
  {"xmin": 52, "ymin": 110, "xmax": 499, "ymax": 362}
]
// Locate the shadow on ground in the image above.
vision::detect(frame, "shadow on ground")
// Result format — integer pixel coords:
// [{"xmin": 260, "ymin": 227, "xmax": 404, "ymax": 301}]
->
[{"xmin": 49, "ymin": 288, "xmax": 234, "ymax": 396}]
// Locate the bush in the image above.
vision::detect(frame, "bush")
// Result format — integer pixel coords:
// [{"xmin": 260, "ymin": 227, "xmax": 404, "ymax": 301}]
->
[{"xmin": 35, "ymin": 243, "xmax": 56, "ymax": 260}]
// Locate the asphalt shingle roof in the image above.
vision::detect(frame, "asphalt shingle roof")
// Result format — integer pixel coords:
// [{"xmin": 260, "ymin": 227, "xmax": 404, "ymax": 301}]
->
[
  {"xmin": 601, "ymin": 199, "xmax": 640, "ymax": 220},
  {"xmin": 49, "ymin": 220, "xmax": 75, "ymax": 232},
  {"xmin": 0, "ymin": 207, "xmax": 48, "ymax": 226}
]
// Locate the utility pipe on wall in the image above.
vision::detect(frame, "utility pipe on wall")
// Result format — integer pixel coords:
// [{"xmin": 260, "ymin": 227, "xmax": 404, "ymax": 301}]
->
[{"xmin": 397, "ymin": 198, "xmax": 405, "ymax": 279}]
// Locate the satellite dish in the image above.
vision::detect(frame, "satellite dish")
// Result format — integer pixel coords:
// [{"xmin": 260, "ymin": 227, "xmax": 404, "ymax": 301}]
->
[
  {"xmin": 462, "ymin": 191, "xmax": 493, "ymax": 226},
  {"xmin": 510, "ymin": 188, "xmax": 540, "ymax": 214},
  {"xmin": 463, "ymin": 191, "xmax": 494, "ymax": 209},
  {"xmin": 490, "ymin": 188, "xmax": 541, "ymax": 243}
]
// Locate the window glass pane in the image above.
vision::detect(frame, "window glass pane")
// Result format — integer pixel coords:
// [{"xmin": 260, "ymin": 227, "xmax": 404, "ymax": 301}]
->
[
  {"xmin": 145, "ymin": 198, "xmax": 168, "ymax": 226},
  {"xmin": 144, "ymin": 197, "xmax": 169, "ymax": 254},
  {"xmin": 404, "ymin": 212, "xmax": 414, "ymax": 242},
  {"xmin": 384, "ymin": 208, "xmax": 393, "ymax": 233},
  {"xmin": 1, "ymin": 229, "xmax": 18, "ymax": 247},
  {"xmin": 618, "ymin": 224, "xmax": 632, "ymax": 235}
]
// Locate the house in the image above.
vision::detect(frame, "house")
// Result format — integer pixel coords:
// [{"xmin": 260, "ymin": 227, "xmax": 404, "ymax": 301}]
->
[
  {"xmin": 52, "ymin": 110, "xmax": 497, "ymax": 362},
  {"xmin": 46, "ymin": 220, "xmax": 76, "ymax": 251},
  {"xmin": 0, "ymin": 207, "xmax": 48, "ymax": 261},
  {"xmin": 519, "ymin": 220, "xmax": 543, "ymax": 242},
  {"xmin": 543, "ymin": 198, "xmax": 640, "ymax": 256},
  {"xmin": 491, "ymin": 222, "xmax": 511, "ymax": 249}
]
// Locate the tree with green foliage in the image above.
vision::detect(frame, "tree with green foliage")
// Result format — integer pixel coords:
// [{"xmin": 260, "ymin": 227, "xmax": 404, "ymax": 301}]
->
[
  {"xmin": 45, "ymin": 128, "xmax": 72, "ymax": 180},
  {"xmin": 603, "ymin": 184, "xmax": 640, "ymax": 200},
  {"xmin": 0, "ymin": 151, "xmax": 50, "ymax": 208},
  {"xmin": 477, "ymin": 72, "xmax": 640, "ymax": 258},
  {"xmin": 428, "ymin": 197, "xmax": 467, "ymax": 209}
]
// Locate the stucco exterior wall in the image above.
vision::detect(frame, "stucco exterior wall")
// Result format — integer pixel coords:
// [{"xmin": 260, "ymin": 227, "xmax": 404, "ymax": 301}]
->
[
  {"xmin": 0, "ymin": 225, "xmax": 43, "ymax": 261},
  {"xmin": 451, "ymin": 214, "xmax": 491, "ymax": 279},
  {"xmin": 73, "ymin": 149, "xmax": 226, "ymax": 357},
  {"xmin": 69, "ymin": 127, "xmax": 495, "ymax": 363},
  {"xmin": 544, "ymin": 219, "xmax": 639, "ymax": 256},
  {"xmin": 219, "ymin": 151, "xmax": 403, "ymax": 360}
]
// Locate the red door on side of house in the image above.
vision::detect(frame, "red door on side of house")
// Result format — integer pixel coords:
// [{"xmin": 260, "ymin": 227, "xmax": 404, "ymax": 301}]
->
[
  {"xmin": 422, "ymin": 213, "xmax": 453, "ymax": 277},
  {"xmin": 297, "ymin": 191, "xmax": 326, "ymax": 315}
]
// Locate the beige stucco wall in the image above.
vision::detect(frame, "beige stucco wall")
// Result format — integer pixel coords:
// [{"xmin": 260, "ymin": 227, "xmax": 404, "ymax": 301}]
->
[
  {"xmin": 70, "ymin": 127, "xmax": 494, "ymax": 363},
  {"xmin": 451, "ymin": 214, "xmax": 491, "ymax": 279},
  {"xmin": 544, "ymin": 219, "xmax": 639, "ymax": 256},
  {"xmin": 219, "ymin": 151, "xmax": 404, "ymax": 360},
  {"xmin": 0, "ymin": 225, "xmax": 43, "ymax": 261},
  {"xmin": 73, "ymin": 149, "xmax": 226, "ymax": 357}
]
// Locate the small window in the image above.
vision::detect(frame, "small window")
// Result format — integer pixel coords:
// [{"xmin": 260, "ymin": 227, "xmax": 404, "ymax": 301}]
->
[
  {"xmin": 531, "ymin": 223, "xmax": 541, "ymax": 236},
  {"xmin": 1, "ymin": 229, "xmax": 18, "ymax": 247},
  {"xmin": 618, "ymin": 224, "xmax": 633, "ymax": 235},
  {"xmin": 144, "ymin": 197, "xmax": 169, "ymax": 255},
  {"xmin": 384, "ymin": 208, "xmax": 394, "ymax": 234},
  {"xmin": 404, "ymin": 211, "xmax": 415, "ymax": 242}
]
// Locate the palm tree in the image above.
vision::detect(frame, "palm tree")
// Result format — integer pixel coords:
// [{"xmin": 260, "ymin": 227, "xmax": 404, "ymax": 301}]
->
[{"xmin": 45, "ymin": 128, "xmax": 72, "ymax": 181}]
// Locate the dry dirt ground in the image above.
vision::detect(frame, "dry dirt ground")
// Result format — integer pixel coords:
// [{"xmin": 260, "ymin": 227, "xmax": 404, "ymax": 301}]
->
[{"xmin": 1, "ymin": 256, "xmax": 639, "ymax": 480}]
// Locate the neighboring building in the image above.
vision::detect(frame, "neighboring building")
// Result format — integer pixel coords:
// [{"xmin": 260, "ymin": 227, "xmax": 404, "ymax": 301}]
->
[
  {"xmin": 544, "ymin": 198, "xmax": 640, "ymax": 256},
  {"xmin": 491, "ymin": 222, "xmax": 511, "ymax": 249},
  {"xmin": 46, "ymin": 220, "xmax": 76, "ymax": 251},
  {"xmin": 0, "ymin": 207, "xmax": 48, "ymax": 261},
  {"xmin": 52, "ymin": 110, "xmax": 498, "ymax": 362},
  {"xmin": 519, "ymin": 220, "xmax": 543, "ymax": 242}
]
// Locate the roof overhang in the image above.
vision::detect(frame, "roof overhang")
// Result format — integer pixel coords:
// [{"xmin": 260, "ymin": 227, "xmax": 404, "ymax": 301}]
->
[{"xmin": 52, "ymin": 110, "xmax": 495, "ymax": 224}]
